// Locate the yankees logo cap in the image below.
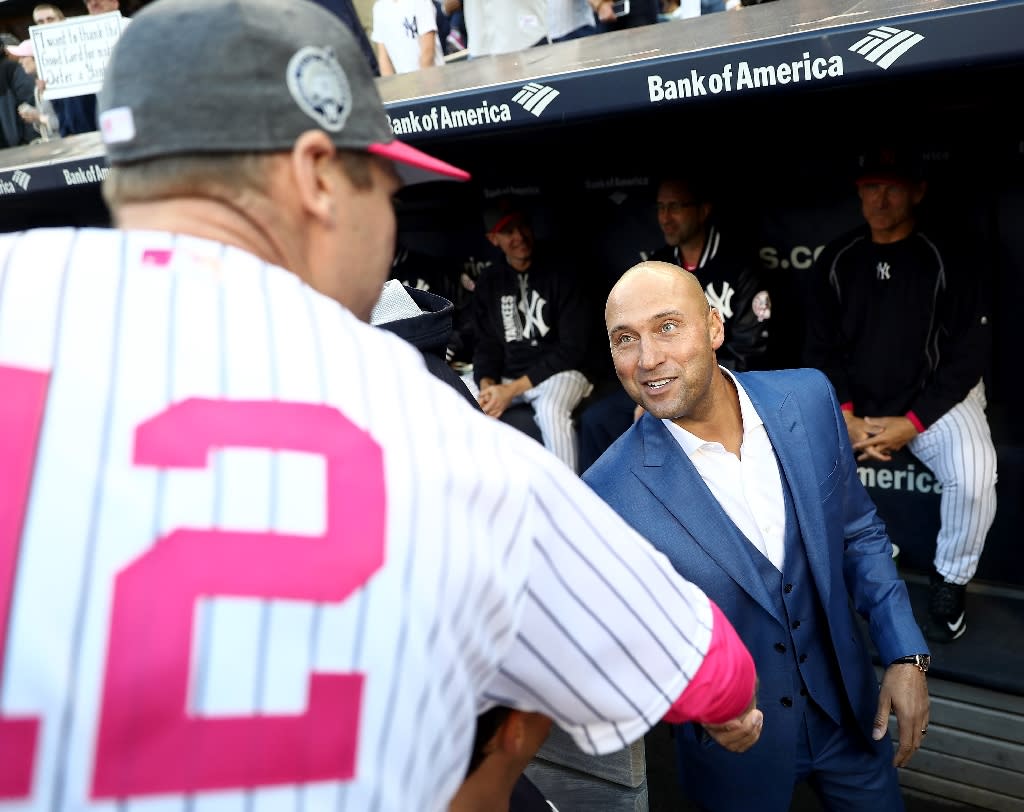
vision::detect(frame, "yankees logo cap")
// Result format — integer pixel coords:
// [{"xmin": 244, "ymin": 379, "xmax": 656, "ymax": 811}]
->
[{"xmin": 96, "ymin": 0, "xmax": 469, "ymax": 186}]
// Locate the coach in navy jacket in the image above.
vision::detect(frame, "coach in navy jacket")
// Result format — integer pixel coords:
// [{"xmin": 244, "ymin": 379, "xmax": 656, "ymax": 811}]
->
[{"xmin": 584, "ymin": 262, "xmax": 929, "ymax": 811}]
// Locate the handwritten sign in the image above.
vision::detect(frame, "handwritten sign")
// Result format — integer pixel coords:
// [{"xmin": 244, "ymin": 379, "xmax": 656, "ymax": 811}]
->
[{"xmin": 30, "ymin": 12, "xmax": 129, "ymax": 100}]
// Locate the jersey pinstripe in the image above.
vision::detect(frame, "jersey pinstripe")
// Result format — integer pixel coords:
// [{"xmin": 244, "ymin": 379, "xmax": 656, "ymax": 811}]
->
[{"xmin": 0, "ymin": 228, "xmax": 718, "ymax": 812}]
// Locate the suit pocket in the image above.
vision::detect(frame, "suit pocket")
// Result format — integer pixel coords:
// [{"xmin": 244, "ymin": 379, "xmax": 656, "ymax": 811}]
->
[{"xmin": 819, "ymin": 457, "xmax": 840, "ymax": 502}]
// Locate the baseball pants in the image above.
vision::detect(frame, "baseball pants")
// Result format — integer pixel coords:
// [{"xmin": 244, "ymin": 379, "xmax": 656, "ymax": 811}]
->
[
  {"xmin": 908, "ymin": 379, "xmax": 998, "ymax": 584},
  {"xmin": 518, "ymin": 369, "xmax": 593, "ymax": 472}
]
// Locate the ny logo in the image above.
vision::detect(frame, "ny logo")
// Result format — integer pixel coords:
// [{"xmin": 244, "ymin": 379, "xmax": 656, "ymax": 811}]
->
[
  {"xmin": 705, "ymin": 281, "xmax": 734, "ymax": 320},
  {"xmin": 519, "ymin": 290, "xmax": 550, "ymax": 338},
  {"xmin": 877, "ymin": 262, "xmax": 891, "ymax": 280},
  {"xmin": 402, "ymin": 16, "xmax": 419, "ymax": 38}
]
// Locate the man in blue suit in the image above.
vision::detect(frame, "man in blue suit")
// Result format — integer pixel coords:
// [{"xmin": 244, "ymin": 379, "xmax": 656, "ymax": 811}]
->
[{"xmin": 584, "ymin": 262, "xmax": 930, "ymax": 811}]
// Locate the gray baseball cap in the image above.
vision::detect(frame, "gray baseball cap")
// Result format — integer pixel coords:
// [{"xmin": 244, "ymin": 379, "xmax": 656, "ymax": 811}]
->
[{"xmin": 97, "ymin": 0, "xmax": 468, "ymax": 185}]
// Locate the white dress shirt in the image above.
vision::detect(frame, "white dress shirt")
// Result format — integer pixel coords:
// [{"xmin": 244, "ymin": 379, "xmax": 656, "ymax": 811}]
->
[{"xmin": 663, "ymin": 369, "xmax": 787, "ymax": 570}]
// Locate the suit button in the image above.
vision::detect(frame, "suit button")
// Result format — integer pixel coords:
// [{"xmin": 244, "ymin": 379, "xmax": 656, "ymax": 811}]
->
[
  {"xmin": 781, "ymin": 697, "xmax": 793, "ymax": 707},
  {"xmin": 799, "ymin": 654, "xmax": 808, "ymax": 663},
  {"xmin": 792, "ymin": 620, "xmax": 801, "ymax": 630},
  {"xmin": 774, "ymin": 642, "xmax": 787, "ymax": 653},
  {"xmin": 784, "ymin": 584, "xmax": 794, "ymax": 594}
]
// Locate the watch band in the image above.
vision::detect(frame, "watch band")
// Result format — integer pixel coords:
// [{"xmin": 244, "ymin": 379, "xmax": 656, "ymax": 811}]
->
[{"xmin": 891, "ymin": 654, "xmax": 931, "ymax": 672}]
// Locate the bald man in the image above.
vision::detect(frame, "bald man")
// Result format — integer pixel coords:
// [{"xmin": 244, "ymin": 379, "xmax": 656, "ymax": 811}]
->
[{"xmin": 584, "ymin": 262, "xmax": 930, "ymax": 811}]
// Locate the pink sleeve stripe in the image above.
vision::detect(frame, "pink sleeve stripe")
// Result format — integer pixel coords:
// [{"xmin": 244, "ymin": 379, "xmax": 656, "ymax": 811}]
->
[
  {"xmin": 662, "ymin": 601, "xmax": 755, "ymax": 726},
  {"xmin": 840, "ymin": 401, "xmax": 854, "ymax": 413},
  {"xmin": 905, "ymin": 410, "xmax": 926, "ymax": 434}
]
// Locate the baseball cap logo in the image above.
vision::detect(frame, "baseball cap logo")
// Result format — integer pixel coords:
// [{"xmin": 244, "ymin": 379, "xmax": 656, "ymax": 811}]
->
[{"xmin": 286, "ymin": 46, "xmax": 352, "ymax": 133}]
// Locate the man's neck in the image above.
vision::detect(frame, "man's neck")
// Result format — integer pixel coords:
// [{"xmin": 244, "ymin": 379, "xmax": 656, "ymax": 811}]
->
[
  {"xmin": 672, "ymin": 368, "xmax": 744, "ymax": 457},
  {"xmin": 676, "ymin": 232, "xmax": 707, "ymax": 271},
  {"xmin": 506, "ymin": 255, "xmax": 531, "ymax": 272},
  {"xmin": 870, "ymin": 218, "xmax": 916, "ymax": 245},
  {"xmin": 114, "ymin": 197, "xmax": 293, "ymax": 274}
]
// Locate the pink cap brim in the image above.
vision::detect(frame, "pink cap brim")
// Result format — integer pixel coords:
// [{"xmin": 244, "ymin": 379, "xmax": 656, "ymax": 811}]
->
[
  {"xmin": 368, "ymin": 139, "xmax": 470, "ymax": 185},
  {"xmin": 8, "ymin": 43, "xmax": 34, "ymax": 58}
]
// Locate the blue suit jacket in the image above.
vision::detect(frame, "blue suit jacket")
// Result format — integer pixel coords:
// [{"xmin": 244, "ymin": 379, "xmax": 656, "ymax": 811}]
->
[{"xmin": 584, "ymin": 369, "xmax": 927, "ymax": 807}]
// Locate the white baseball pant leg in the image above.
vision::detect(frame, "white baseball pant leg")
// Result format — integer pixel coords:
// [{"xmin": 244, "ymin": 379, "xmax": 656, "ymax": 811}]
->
[
  {"xmin": 521, "ymin": 370, "xmax": 593, "ymax": 472},
  {"xmin": 908, "ymin": 379, "xmax": 998, "ymax": 584}
]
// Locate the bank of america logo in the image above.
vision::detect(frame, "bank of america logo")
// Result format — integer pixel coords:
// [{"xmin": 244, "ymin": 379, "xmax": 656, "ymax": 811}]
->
[
  {"xmin": 512, "ymin": 82, "xmax": 559, "ymax": 117},
  {"xmin": 11, "ymin": 169, "xmax": 30, "ymax": 190},
  {"xmin": 849, "ymin": 26, "xmax": 924, "ymax": 70}
]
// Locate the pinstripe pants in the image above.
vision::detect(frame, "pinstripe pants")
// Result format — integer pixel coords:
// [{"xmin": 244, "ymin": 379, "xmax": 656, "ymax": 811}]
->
[
  {"xmin": 908, "ymin": 379, "xmax": 998, "ymax": 584},
  {"xmin": 517, "ymin": 369, "xmax": 593, "ymax": 473}
]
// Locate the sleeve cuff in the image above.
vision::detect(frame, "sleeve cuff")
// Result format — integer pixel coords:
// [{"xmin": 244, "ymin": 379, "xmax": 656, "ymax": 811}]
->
[
  {"xmin": 840, "ymin": 402, "xmax": 854, "ymax": 413},
  {"xmin": 905, "ymin": 410, "xmax": 926, "ymax": 433},
  {"xmin": 662, "ymin": 601, "xmax": 755, "ymax": 726}
]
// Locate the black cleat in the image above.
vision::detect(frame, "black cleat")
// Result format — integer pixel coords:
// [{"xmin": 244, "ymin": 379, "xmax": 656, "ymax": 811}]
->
[{"xmin": 923, "ymin": 569, "xmax": 967, "ymax": 643}]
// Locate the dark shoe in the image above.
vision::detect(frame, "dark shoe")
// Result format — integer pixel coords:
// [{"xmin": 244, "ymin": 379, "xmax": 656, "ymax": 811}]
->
[{"xmin": 923, "ymin": 570, "xmax": 967, "ymax": 642}]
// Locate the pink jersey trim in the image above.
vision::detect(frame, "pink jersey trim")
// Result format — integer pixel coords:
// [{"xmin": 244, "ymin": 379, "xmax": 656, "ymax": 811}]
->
[{"xmin": 662, "ymin": 601, "xmax": 755, "ymax": 726}]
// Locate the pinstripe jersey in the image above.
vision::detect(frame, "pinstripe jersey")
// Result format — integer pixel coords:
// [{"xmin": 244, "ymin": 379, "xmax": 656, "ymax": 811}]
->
[{"xmin": 0, "ymin": 228, "xmax": 716, "ymax": 812}]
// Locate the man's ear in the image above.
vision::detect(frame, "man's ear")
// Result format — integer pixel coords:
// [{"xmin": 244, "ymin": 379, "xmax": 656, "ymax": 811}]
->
[
  {"xmin": 911, "ymin": 180, "xmax": 928, "ymax": 207},
  {"xmin": 290, "ymin": 130, "xmax": 341, "ymax": 226},
  {"xmin": 698, "ymin": 201, "xmax": 713, "ymax": 227},
  {"xmin": 709, "ymin": 307, "xmax": 726, "ymax": 350},
  {"xmin": 486, "ymin": 232, "xmax": 499, "ymax": 248}
]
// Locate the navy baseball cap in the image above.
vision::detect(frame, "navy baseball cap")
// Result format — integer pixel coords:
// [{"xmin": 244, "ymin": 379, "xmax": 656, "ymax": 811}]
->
[
  {"xmin": 855, "ymin": 146, "xmax": 923, "ymax": 185},
  {"xmin": 97, "ymin": 0, "xmax": 469, "ymax": 186}
]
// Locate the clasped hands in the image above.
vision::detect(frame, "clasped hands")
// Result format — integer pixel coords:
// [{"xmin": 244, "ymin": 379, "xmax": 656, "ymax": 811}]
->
[
  {"xmin": 477, "ymin": 376, "xmax": 532, "ymax": 419},
  {"xmin": 844, "ymin": 412, "xmax": 919, "ymax": 461}
]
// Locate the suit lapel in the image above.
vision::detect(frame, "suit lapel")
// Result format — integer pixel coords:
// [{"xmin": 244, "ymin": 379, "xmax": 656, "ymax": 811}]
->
[
  {"xmin": 744, "ymin": 376, "xmax": 832, "ymax": 608},
  {"xmin": 633, "ymin": 415, "xmax": 783, "ymax": 624}
]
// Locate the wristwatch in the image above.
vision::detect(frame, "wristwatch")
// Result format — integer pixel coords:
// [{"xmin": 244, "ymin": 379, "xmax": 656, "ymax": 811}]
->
[{"xmin": 891, "ymin": 653, "xmax": 931, "ymax": 672}]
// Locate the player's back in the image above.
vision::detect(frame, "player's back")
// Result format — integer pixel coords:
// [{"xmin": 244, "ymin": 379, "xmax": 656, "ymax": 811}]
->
[{"xmin": 0, "ymin": 227, "xmax": 541, "ymax": 811}]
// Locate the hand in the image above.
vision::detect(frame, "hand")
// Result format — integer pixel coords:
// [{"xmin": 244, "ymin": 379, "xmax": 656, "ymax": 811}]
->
[
  {"xmin": 852, "ymin": 416, "xmax": 919, "ymax": 462},
  {"xmin": 703, "ymin": 706, "xmax": 764, "ymax": 753},
  {"xmin": 477, "ymin": 382, "xmax": 516, "ymax": 418},
  {"xmin": 594, "ymin": 0, "xmax": 617, "ymax": 22},
  {"xmin": 874, "ymin": 664, "xmax": 929, "ymax": 767},
  {"xmin": 19, "ymin": 106, "xmax": 41, "ymax": 124}
]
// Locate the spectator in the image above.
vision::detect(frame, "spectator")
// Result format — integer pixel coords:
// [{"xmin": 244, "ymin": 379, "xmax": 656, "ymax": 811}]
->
[
  {"xmin": 462, "ymin": 0, "xmax": 546, "ymax": 57},
  {"xmin": 44, "ymin": 0, "xmax": 121, "ymax": 137},
  {"xmin": 805, "ymin": 147, "xmax": 997, "ymax": 643},
  {"xmin": 308, "ymin": 0, "xmax": 381, "ymax": 74},
  {"xmin": 590, "ymin": 0, "xmax": 659, "ymax": 31},
  {"xmin": 472, "ymin": 197, "xmax": 595, "ymax": 471},
  {"xmin": 32, "ymin": 3, "xmax": 65, "ymax": 24},
  {"xmin": 547, "ymin": 0, "xmax": 597, "ymax": 42},
  {"xmin": 0, "ymin": 1, "xmax": 761, "ymax": 809},
  {"xmin": 438, "ymin": 0, "xmax": 467, "ymax": 53},
  {"xmin": 450, "ymin": 708, "xmax": 557, "ymax": 812},
  {"xmin": 7, "ymin": 40, "xmax": 58, "ymax": 140},
  {"xmin": 586, "ymin": 261, "xmax": 930, "ymax": 811},
  {"xmin": 0, "ymin": 45, "xmax": 36, "ymax": 147},
  {"xmin": 579, "ymin": 176, "xmax": 775, "ymax": 471},
  {"xmin": 372, "ymin": 0, "xmax": 445, "ymax": 75},
  {"xmin": 658, "ymin": 0, "xmax": 700, "ymax": 20}
]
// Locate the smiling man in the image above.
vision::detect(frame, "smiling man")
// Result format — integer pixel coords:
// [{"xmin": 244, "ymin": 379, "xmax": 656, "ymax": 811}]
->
[
  {"xmin": 585, "ymin": 261, "xmax": 930, "ymax": 812},
  {"xmin": 472, "ymin": 197, "xmax": 595, "ymax": 471}
]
